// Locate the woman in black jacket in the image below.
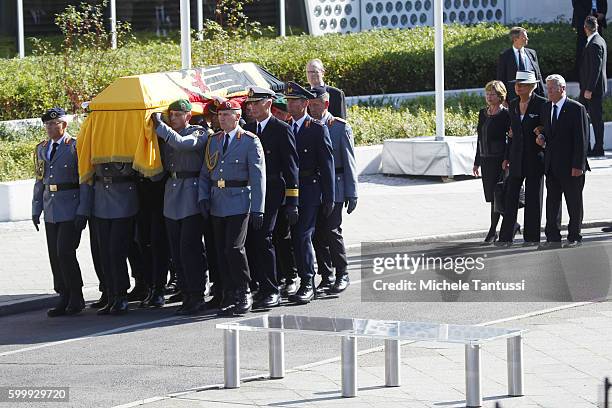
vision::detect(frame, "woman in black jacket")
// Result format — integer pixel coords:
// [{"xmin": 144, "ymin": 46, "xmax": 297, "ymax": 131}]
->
[
  {"xmin": 498, "ymin": 71, "xmax": 547, "ymax": 245},
  {"xmin": 473, "ymin": 80, "xmax": 511, "ymax": 243}
]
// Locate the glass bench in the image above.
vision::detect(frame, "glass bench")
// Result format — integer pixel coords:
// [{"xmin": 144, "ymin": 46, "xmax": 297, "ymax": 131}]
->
[{"xmin": 216, "ymin": 314, "xmax": 526, "ymax": 407}]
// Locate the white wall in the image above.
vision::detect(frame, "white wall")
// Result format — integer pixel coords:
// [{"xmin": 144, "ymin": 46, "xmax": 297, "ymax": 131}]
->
[{"xmin": 505, "ymin": 0, "xmax": 573, "ymax": 23}]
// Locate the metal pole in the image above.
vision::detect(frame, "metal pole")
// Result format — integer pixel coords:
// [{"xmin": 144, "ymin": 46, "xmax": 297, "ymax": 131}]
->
[
  {"xmin": 196, "ymin": 0, "xmax": 203, "ymax": 41},
  {"xmin": 341, "ymin": 336, "xmax": 357, "ymax": 397},
  {"xmin": 384, "ymin": 339, "xmax": 401, "ymax": 387},
  {"xmin": 268, "ymin": 332, "xmax": 285, "ymax": 379},
  {"xmin": 223, "ymin": 330, "xmax": 240, "ymax": 388},
  {"xmin": 279, "ymin": 0, "xmax": 286, "ymax": 37},
  {"xmin": 434, "ymin": 0, "xmax": 445, "ymax": 140},
  {"xmin": 110, "ymin": 0, "xmax": 117, "ymax": 49},
  {"xmin": 17, "ymin": 0, "xmax": 25, "ymax": 58},
  {"xmin": 465, "ymin": 344, "xmax": 482, "ymax": 407},
  {"xmin": 180, "ymin": 0, "xmax": 192, "ymax": 69},
  {"xmin": 507, "ymin": 335, "xmax": 524, "ymax": 396}
]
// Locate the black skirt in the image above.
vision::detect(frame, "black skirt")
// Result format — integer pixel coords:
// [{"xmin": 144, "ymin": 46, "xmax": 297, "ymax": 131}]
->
[{"xmin": 480, "ymin": 157, "xmax": 503, "ymax": 203}]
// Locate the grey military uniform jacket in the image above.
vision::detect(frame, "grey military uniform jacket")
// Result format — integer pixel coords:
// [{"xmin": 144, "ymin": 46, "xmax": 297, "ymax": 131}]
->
[
  {"xmin": 32, "ymin": 135, "xmax": 91, "ymax": 223},
  {"xmin": 322, "ymin": 112, "xmax": 358, "ymax": 202},
  {"xmin": 156, "ymin": 122, "xmax": 207, "ymax": 220},
  {"xmin": 198, "ymin": 127, "xmax": 266, "ymax": 217},
  {"xmin": 92, "ymin": 163, "xmax": 139, "ymax": 219}
]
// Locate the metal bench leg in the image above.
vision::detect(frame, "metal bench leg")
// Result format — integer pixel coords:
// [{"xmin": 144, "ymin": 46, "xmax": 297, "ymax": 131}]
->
[
  {"xmin": 224, "ymin": 329, "xmax": 240, "ymax": 388},
  {"xmin": 507, "ymin": 335, "xmax": 524, "ymax": 396},
  {"xmin": 269, "ymin": 332, "xmax": 285, "ymax": 379},
  {"xmin": 384, "ymin": 339, "xmax": 401, "ymax": 387},
  {"xmin": 341, "ymin": 336, "xmax": 357, "ymax": 397},
  {"xmin": 465, "ymin": 344, "xmax": 482, "ymax": 407}
]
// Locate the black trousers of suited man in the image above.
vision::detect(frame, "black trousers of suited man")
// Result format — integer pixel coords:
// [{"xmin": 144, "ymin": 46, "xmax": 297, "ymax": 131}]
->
[
  {"xmin": 313, "ymin": 204, "xmax": 348, "ymax": 278},
  {"xmin": 246, "ymin": 207, "xmax": 280, "ymax": 295},
  {"xmin": 545, "ymin": 174, "xmax": 585, "ymax": 242},
  {"xmin": 579, "ymin": 95, "xmax": 605, "ymax": 155},
  {"xmin": 45, "ymin": 221, "xmax": 84, "ymax": 295},
  {"xmin": 212, "ymin": 214, "xmax": 251, "ymax": 292},
  {"xmin": 165, "ymin": 214, "xmax": 206, "ymax": 296},
  {"xmin": 273, "ymin": 205, "xmax": 298, "ymax": 283}
]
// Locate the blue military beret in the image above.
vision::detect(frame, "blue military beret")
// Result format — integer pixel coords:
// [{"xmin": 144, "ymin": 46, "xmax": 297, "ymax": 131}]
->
[
  {"xmin": 41, "ymin": 107, "xmax": 67, "ymax": 123},
  {"xmin": 285, "ymin": 81, "xmax": 316, "ymax": 100}
]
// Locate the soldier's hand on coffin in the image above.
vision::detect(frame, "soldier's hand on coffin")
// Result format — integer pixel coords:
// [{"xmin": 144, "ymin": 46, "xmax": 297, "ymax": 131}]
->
[
  {"xmin": 32, "ymin": 215, "xmax": 40, "ymax": 232},
  {"xmin": 199, "ymin": 199, "xmax": 210, "ymax": 220},
  {"xmin": 74, "ymin": 215, "xmax": 87, "ymax": 231},
  {"xmin": 322, "ymin": 202, "xmax": 334, "ymax": 218},
  {"xmin": 345, "ymin": 198, "xmax": 357, "ymax": 214},
  {"xmin": 250, "ymin": 212, "xmax": 264, "ymax": 230},
  {"xmin": 152, "ymin": 112, "xmax": 163, "ymax": 127},
  {"xmin": 285, "ymin": 205, "xmax": 299, "ymax": 226}
]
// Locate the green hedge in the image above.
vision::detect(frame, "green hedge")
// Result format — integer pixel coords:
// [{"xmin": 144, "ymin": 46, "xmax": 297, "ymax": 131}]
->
[{"xmin": 1, "ymin": 23, "xmax": 610, "ymax": 121}]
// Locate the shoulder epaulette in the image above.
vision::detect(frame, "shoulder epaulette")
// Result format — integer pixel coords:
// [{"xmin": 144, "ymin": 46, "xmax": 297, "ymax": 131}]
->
[
  {"xmin": 243, "ymin": 130, "xmax": 258, "ymax": 139},
  {"xmin": 66, "ymin": 136, "xmax": 76, "ymax": 144}
]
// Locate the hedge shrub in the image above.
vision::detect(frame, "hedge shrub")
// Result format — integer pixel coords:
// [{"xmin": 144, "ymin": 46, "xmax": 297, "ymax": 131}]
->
[{"xmin": 1, "ymin": 23, "xmax": 610, "ymax": 121}]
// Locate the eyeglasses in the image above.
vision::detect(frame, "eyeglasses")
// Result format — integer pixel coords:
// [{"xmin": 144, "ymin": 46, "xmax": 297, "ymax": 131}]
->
[{"xmin": 306, "ymin": 70, "xmax": 322, "ymax": 74}]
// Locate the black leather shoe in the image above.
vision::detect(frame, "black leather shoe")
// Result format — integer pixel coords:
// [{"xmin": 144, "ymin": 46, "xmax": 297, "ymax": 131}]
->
[
  {"xmin": 47, "ymin": 294, "xmax": 69, "ymax": 317},
  {"xmin": 90, "ymin": 292, "xmax": 108, "ymax": 309},
  {"xmin": 315, "ymin": 275, "xmax": 336, "ymax": 295},
  {"xmin": 167, "ymin": 291, "xmax": 183, "ymax": 304},
  {"xmin": 176, "ymin": 294, "xmax": 202, "ymax": 315},
  {"xmin": 538, "ymin": 241, "xmax": 562, "ymax": 250},
  {"xmin": 234, "ymin": 288, "xmax": 253, "ymax": 315},
  {"xmin": 139, "ymin": 288, "xmax": 154, "ymax": 308},
  {"xmin": 602, "ymin": 226, "xmax": 612, "ymax": 233},
  {"xmin": 329, "ymin": 273, "xmax": 350, "ymax": 294},
  {"xmin": 205, "ymin": 294, "xmax": 222, "ymax": 309},
  {"xmin": 280, "ymin": 280, "xmax": 298, "ymax": 298},
  {"xmin": 483, "ymin": 230, "xmax": 498, "ymax": 244},
  {"xmin": 288, "ymin": 280, "xmax": 314, "ymax": 304},
  {"xmin": 110, "ymin": 296, "xmax": 129, "ymax": 315},
  {"xmin": 254, "ymin": 292, "xmax": 281, "ymax": 309},
  {"xmin": 127, "ymin": 281, "xmax": 147, "ymax": 302},
  {"xmin": 65, "ymin": 290, "xmax": 85, "ymax": 316},
  {"xmin": 97, "ymin": 296, "xmax": 114, "ymax": 315},
  {"xmin": 147, "ymin": 289, "xmax": 165, "ymax": 308},
  {"xmin": 217, "ymin": 291, "xmax": 236, "ymax": 316},
  {"xmin": 494, "ymin": 241, "xmax": 512, "ymax": 248},
  {"xmin": 563, "ymin": 240, "xmax": 582, "ymax": 248},
  {"xmin": 522, "ymin": 241, "xmax": 540, "ymax": 247}
]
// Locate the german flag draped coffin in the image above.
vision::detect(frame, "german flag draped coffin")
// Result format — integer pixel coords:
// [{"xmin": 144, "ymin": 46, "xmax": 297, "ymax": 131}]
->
[{"xmin": 77, "ymin": 63, "xmax": 283, "ymax": 182}]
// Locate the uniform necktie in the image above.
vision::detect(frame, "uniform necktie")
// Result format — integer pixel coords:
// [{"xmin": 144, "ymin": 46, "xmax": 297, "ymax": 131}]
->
[
  {"xmin": 223, "ymin": 133, "xmax": 229, "ymax": 154},
  {"xmin": 293, "ymin": 122, "xmax": 299, "ymax": 135},
  {"xmin": 50, "ymin": 142, "xmax": 58, "ymax": 161},
  {"xmin": 518, "ymin": 49, "xmax": 525, "ymax": 71},
  {"xmin": 552, "ymin": 104, "xmax": 558, "ymax": 129},
  {"xmin": 257, "ymin": 123, "xmax": 262, "ymax": 136}
]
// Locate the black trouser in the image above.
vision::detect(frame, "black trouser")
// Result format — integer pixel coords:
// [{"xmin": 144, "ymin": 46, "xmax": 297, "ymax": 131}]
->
[
  {"xmin": 128, "ymin": 237, "xmax": 145, "ymax": 283},
  {"xmin": 88, "ymin": 218, "xmax": 105, "ymax": 293},
  {"xmin": 273, "ymin": 206, "xmax": 298, "ymax": 283},
  {"xmin": 246, "ymin": 207, "xmax": 280, "ymax": 295},
  {"xmin": 212, "ymin": 213, "xmax": 250, "ymax": 292},
  {"xmin": 499, "ymin": 174, "xmax": 544, "ymax": 242},
  {"xmin": 136, "ymin": 178, "xmax": 169, "ymax": 290},
  {"xmin": 545, "ymin": 173, "xmax": 585, "ymax": 242},
  {"xmin": 313, "ymin": 203, "xmax": 348, "ymax": 277},
  {"xmin": 202, "ymin": 215, "xmax": 219, "ymax": 290},
  {"xmin": 575, "ymin": 30, "xmax": 588, "ymax": 80},
  {"xmin": 580, "ymin": 95, "xmax": 604, "ymax": 154},
  {"xmin": 165, "ymin": 214, "xmax": 205, "ymax": 295},
  {"xmin": 95, "ymin": 217, "xmax": 133, "ymax": 297},
  {"xmin": 45, "ymin": 221, "xmax": 83, "ymax": 295}
]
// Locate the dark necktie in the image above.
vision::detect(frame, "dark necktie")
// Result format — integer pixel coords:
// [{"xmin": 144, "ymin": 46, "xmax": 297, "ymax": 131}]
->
[
  {"xmin": 222, "ymin": 133, "xmax": 229, "ymax": 154},
  {"xmin": 518, "ymin": 49, "xmax": 525, "ymax": 71},
  {"xmin": 293, "ymin": 122, "xmax": 299, "ymax": 135},
  {"xmin": 551, "ymin": 104, "xmax": 558, "ymax": 130},
  {"xmin": 50, "ymin": 142, "xmax": 58, "ymax": 161},
  {"xmin": 257, "ymin": 123, "xmax": 262, "ymax": 136}
]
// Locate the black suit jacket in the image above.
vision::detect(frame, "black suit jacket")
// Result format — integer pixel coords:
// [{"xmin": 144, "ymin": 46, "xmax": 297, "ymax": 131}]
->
[
  {"xmin": 573, "ymin": 0, "xmax": 607, "ymax": 29},
  {"xmin": 541, "ymin": 98, "xmax": 590, "ymax": 177},
  {"xmin": 325, "ymin": 85, "xmax": 347, "ymax": 119},
  {"xmin": 579, "ymin": 32, "xmax": 608, "ymax": 96},
  {"xmin": 244, "ymin": 116, "xmax": 299, "ymax": 208},
  {"xmin": 496, "ymin": 47, "xmax": 545, "ymax": 102},
  {"xmin": 505, "ymin": 94, "xmax": 547, "ymax": 178}
]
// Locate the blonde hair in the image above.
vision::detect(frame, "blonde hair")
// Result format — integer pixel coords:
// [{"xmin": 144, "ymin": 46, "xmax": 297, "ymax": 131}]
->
[{"xmin": 484, "ymin": 80, "xmax": 507, "ymax": 103}]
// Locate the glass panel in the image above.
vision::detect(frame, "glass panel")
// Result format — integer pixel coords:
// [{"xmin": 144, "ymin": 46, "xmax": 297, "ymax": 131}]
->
[{"xmin": 216, "ymin": 315, "xmax": 524, "ymax": 344}]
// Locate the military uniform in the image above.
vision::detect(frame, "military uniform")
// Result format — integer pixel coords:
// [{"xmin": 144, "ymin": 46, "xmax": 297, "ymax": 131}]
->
[
  {"xmin": 92, "ymin": 162, "xmax": 139, "ymax": 314},
  {"xmin": 244, "ymin": 87, "xmax": 299, "ymax": 306},
  {"xmin": 313, "ymin": 111, "xmax": 358, "ymax": 293},
  {"xmin": 32, "ymin": 112, "xmax": 91, "ymax": 316},
  {"xmin": 155, "ymin": 119, "xmax": 208, "ymax": 312},
  {"xmin": 199, "ymin": 108, "xmax": 266, "ymax": 315}
]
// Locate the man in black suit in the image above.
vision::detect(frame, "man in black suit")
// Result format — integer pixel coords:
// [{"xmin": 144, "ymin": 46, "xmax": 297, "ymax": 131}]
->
[
  {"xmin": 579, "ymin": 16, "xmax": 608, "ymax": 157},
  {"xmin": 306, "ymin": 59, "xmax": 347, "ymax": 119},
  {"xmin": 496, "ymin": 27, "xmax": 545, "ymax": 102},
  {"xmin": 536, "ymin": 75, "xmax": 590, "ymax": 248},
  {"xmin": 573, "ymin": 0, "xmax": 607, "ymax": 78},
  {"xmin": 244, "ymin": 86, "xmax": 300, "ymax": 308}
]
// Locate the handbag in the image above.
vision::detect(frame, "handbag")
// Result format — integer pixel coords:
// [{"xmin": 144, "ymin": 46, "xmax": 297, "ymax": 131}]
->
[{"xmin": 494, "ymin": 169, "xmax": 526, "ymax": 214}]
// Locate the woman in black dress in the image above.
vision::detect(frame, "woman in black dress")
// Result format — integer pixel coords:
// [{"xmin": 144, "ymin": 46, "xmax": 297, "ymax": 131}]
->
[{"xmin": 473, "ymin": 80, "xmax": 511, "ymax": 243}]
